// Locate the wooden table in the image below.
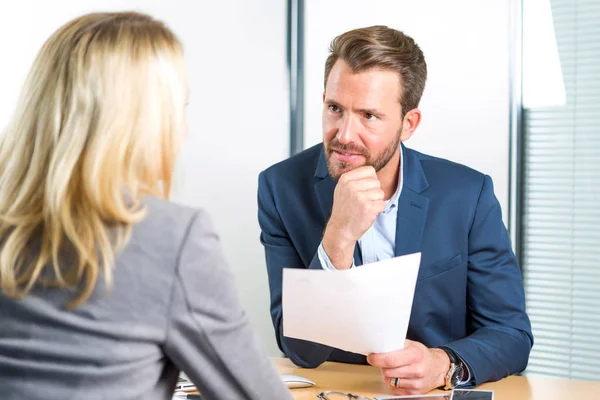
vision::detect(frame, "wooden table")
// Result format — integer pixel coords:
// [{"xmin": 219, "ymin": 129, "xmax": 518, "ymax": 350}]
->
[{"xmin": 273, "ymin": 357, "xmax": 600, "ymax": 399}]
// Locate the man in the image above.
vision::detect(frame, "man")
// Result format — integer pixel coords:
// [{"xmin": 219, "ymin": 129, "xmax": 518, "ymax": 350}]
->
[{"xmin": 258, "ymin": 26, "xmax": 533, "ymax": 395}]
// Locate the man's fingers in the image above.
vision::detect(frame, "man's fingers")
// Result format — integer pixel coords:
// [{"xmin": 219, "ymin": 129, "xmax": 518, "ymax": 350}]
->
[
  {"xmin": 347, "ymin": 177, "xmax": 381, "ymax": 192},
  {"xmin": 367, "ymin": 346, "xmax": 419, "ymax": 369},
  {"xmin": 373, "ymin": 341, "xmax": 443, "ymax": 395},
  {"xmin": 360, "ymin": 189, "xmax": 385, "ymax": 202},
  {"xmin": 383, "ymin": 377, "xmax": 426, "ymax": 395},
  {"xmin": 367, "ymin": 349, "xmax": 414, "ymax": 369},
  {"xmin": 339, "ymin": 165, "xmax": 377, "ymax": 182},
  {"xmin": 373, "ymin": 199, "xmax": 386, "ymax": 214},
  {"xmin": 381, "ymin": 364, "xmax": 427, "ymax": 380}
]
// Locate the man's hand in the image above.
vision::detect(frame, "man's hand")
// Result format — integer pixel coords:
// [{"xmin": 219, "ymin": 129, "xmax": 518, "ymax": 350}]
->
[
  {"xmin": 322, "ymin": 166, "xmax": 386, "ymax": 269},
  {"xmin": 367, "ymin": 339, "xmax": 451, "ymax": 395}
]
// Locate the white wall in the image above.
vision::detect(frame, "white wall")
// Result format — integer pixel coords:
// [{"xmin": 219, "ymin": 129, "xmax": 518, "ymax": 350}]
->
[
  {"xmin": 0, "ymin": 0, "xmax": 289, "ymax": 355},
  {"xmin": 0, "ymin": 0, "xmax": 513, "ymax": 358},
  {"xmin": 304, "ymin": 0, "xmax": 512, "ymax": 221}
]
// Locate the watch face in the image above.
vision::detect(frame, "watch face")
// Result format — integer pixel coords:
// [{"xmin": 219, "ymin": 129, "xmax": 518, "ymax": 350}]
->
[{"xmin": 451, "ymin": 365, "xmax": 464, "ymax": 387}]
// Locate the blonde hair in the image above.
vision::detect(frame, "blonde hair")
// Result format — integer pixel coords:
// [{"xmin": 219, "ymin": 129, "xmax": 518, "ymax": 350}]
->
[{"xmin": 0, "ymin": 12, "xmax": 187, "ymax": 306}]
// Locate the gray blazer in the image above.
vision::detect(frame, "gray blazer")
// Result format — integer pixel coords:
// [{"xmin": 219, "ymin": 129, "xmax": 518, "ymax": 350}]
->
[{"xmin": 0, "ymin": 197, "xmax": 292, "ymax": 400}]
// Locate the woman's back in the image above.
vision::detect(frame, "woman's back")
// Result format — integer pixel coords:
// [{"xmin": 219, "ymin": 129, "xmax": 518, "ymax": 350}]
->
[
  {"xmin": 0, "ymin": 12, "xmax": 291, "ymax": 399},
  {"xmin": 0, "ymin": 197, "xmax": 290, "ymax": 399}
]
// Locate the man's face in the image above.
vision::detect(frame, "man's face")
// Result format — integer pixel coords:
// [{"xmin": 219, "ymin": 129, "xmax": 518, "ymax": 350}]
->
[{"xmin": 323, "ymin": 59, "xmax": 404, "ymax": 180}]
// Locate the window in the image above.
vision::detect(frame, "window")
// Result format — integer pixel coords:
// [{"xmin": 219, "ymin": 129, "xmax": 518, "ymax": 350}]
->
[{"xmin": 521, "ymin": 0, "xmax": 600, "ymax": 380}]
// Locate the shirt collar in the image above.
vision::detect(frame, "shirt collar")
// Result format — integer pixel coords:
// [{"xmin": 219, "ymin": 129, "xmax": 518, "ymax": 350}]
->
[{"xmin": 383, "ymin": 145, "xmax": 404, "ymax": 214}]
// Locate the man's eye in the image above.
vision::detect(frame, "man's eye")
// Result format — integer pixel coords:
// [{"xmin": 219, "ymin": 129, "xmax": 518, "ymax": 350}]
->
[
  {"xmin": 365, "ymin": 113, "xmax": 376, "ymax": 120},
  {"xmin": 329, "ymin": 105, "xmax": 340, "ymax": 113}
]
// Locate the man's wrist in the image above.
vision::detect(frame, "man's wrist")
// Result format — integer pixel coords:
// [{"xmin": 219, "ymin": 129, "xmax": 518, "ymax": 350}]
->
[
  {"xmin": 322, "ymin": 224, "xmax": 356, "ymax": 270},
  {"xmin": 437, "ymin": 346, "xmax": 469, "ymax": 389},
  {"xmin": 431, "ymin": 348, "xmax": 451, "ymax": 388}
]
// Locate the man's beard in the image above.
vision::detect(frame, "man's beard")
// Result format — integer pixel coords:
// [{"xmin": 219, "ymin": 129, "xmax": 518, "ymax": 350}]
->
[{"xmin": 325, "ymin": 128, "xmax": 402, "ymax": 180}]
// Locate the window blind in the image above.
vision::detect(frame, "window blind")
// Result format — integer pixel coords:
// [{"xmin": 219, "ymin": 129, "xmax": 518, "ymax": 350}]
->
[{"xmin": 521, "ymin": 0, "xmax": 600, "ymax": 381}]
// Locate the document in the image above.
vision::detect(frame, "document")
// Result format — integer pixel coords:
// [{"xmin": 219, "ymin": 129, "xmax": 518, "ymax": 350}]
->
[{"xmin": 282, "ymin": 252, "xmax": 421, "ymax": 356}]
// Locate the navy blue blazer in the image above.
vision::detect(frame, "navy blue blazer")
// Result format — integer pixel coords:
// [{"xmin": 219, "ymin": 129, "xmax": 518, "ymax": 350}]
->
[{"xmin": 257, "ymin": 143, "xmax": 533, "ymax": 385}]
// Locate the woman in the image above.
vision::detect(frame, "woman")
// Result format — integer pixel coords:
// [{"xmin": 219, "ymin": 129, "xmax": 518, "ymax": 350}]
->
[{"xmin": 0, "ymin": 12, "xmax": 292, "ymax": 400}]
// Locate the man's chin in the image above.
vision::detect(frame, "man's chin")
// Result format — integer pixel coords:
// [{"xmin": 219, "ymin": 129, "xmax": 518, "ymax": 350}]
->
[{"xmin": 327, "ymin": 160, "xmax": 366, "ymax": 180}]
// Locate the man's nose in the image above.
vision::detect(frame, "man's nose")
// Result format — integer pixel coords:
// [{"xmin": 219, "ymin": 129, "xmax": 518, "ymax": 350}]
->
[{"xmin": 336, "ymin": 114, "xmax": 359, "ymax": 144}]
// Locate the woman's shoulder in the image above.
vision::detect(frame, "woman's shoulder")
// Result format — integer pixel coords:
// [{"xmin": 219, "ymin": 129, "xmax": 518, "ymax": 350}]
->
[
  {"xmin": 127, "ymin": 196, "xmax": 212, "ymax": 255},
  {"xmin": 142, "ymin": 196, "xmax": 203, "ymax": 225}
]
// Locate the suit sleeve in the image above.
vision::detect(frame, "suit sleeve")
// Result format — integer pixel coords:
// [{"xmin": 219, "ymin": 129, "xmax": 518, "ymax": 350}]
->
[
  {"xmin": 162, "ymin": 211, "xmax": 293, "ymax": 400},
  {"xmin": 257, "ymin": 171, "xmax": 335, "ymax": 368},
  {"xmin": 444, "ymin": 175, "xmax": 534, "ymax": 385}
]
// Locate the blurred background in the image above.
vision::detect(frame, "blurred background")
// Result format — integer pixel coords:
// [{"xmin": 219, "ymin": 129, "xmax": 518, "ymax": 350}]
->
[{"xmin": 0, "ymin": 0, "xmax": 598, "ymax": 382}]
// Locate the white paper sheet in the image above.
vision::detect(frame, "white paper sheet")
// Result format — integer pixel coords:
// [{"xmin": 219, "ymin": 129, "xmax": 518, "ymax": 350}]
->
[{"xmin": 282, "ymin": 252, "xmax": 421, "ymax": 356}]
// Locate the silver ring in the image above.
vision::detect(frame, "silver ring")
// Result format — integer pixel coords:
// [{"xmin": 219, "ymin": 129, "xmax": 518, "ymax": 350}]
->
[{"xmin": 390, "ymin": 377, "xmax": 400, "ymax": 388}]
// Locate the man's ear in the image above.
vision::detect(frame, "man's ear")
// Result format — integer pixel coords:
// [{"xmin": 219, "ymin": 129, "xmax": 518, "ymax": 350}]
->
[{"xmin": 400, "ymin": 109, "xmax": 422, "ymax": 142}]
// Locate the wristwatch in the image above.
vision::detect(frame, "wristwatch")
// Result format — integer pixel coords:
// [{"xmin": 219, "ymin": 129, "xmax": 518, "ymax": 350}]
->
[{"xmin": 439, "ymin": 346, "xmax": 464, "ymax": 390}]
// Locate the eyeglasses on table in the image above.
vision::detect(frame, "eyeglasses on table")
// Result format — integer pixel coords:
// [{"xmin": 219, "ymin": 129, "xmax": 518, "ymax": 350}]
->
[{"xmin": 316, "ymin": 391, "xmax": 372, "ymax": 400}]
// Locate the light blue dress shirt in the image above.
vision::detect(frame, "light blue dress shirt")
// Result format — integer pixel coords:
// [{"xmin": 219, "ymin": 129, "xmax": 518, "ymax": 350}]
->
[{"xmin": 316, "ymin": 146, "xmax": 471, "ymax": 384}]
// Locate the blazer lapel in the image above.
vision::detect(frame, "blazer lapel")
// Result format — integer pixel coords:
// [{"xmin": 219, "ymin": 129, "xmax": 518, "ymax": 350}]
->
[
  {"xmin": 395, "ymin": 191, "xmax": 429, "ymax": 256},
  {"xmin": 395, "ymin": 145, "xmax": 430, "ymax": 257},
  {"xmin": 314, "ymin": 147, "xmax": 363, "ymax": 266}
]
